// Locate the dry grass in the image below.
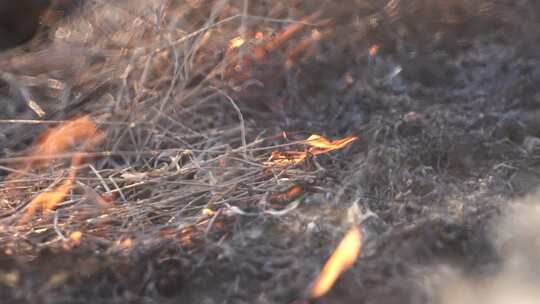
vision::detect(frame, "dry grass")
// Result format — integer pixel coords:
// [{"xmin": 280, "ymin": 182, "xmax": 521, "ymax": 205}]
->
[{"xmin": 0, "ymin": 0, "xmax": 333, "ymax": 255}]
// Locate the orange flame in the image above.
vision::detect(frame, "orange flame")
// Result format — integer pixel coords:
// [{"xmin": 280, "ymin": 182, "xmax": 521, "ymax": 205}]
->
[
  {"xmin": 62, "ymin": 231, "xmax": 83, "ymax": 251},
  {"xmin": 310, "ymin": 226, "xmax": 363, "ymax": 298},
  {"xmin": 369, "ymin": 44, "xmax": 380, "ymax": 57},
  {"xmin": 19, "ymin": 153, "xmax": 84, "ymax": 224},
  {"xmin": 265, "ymin": 11, "xmax": 322, "ymax": 53},
  {"xmin": 267, "ymin": 150, "xmax": 308, "ymax": 168},
  {"xmin": 305, "ymin": 134, "xmax": 358, "ymax": 155},
  {"xmin": 266, "ymin": 134, "xmax": 358, "ymax": 168},
  {"xmin": 21, "ymin": 116, "xmax": 104, "ymax": 171},
  {"xmin": 9, "ymin": 116, "xmax": 105, "ymax": 223},
  {"xmin": 229, "ymin": 36, "xmax": 246, "ymax": 49}
]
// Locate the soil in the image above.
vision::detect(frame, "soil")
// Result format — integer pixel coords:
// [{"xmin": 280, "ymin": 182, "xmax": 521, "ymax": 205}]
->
[{"xmin": 0, "ymin": 1, "xmax": 539, "ymax": 303}]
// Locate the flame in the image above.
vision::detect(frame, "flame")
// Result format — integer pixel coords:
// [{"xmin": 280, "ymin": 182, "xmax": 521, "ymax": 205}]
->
[
  {"xmin": 8, "ymin": 116, "xmax": 105, "ymax": 223},
  {"xmin": 63, "ymin": 230, "xmax": 83, "ymax": 250},
  {"xmin": 310, "ymin": 226, "xmax": 363, "ymax": 298},
  {"xmin": 19, "ymin": 153, "xmax": 84, "ymax": 224},
  {"xmin": 266, "ymin": 134, "xmax": 357, "ymax": 168},
  {"xmin": 253, "ymin": 11, "xmax": 322, "ymax": 61},
  {"xmin": 229, "ymin": 36, "xmax": 246, "ymax": 49},
  {"xmin": 304, "ymin": 134, "xmax": 358, "ymax": 155},
  {"xmin": 285, "ymin": 29, "xmax": 328, "ymax": 69},
  {"xmin": 265, "ymin": 11, "xmax": 322, "ymax": 53},
  {"xmin": 202, "ymin": 208, "xmax": 216, "ymax": 217},
  {"xmin": 369, "ymin": 44, "xmax": 380, "ymax": 57},
  {"xmin": 116, "ymin": 238, "xmax": 133, "ymax": 249},
  {"xmin": 267, "ymin": 150, "xmax": 308, "ymax": 168},
  {"xmin": 22, "ymin": 116, "xmax": 104, "ymax": 170}
]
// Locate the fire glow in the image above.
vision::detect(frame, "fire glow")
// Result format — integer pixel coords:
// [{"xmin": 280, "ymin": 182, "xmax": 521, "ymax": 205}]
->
[
  {"xmin": 267, "ymin": 134, "xmax": 358, "ymax": 168},
  {"xmin": 310, "ymin": 226, "xmax": 363, "ymax": 298},
  {"xmin": 17, "ymin": 116, "xmax": 104, "ymax": 173},
  {"xmin": 8, "ymin": 116, "xmax": 105, "ymax": 223}
]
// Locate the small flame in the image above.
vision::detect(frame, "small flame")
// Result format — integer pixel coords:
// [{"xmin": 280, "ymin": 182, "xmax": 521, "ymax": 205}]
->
[
  {"xmin": 202, "ymin": 208, "xmax": 216, "ymax": 217},
  {"xmin": 19, "ymin": 153, "xmax": 83, "ymax": 224},
  {"xmin": 304, "ymin": 134, "xmax": 358, "ymax": 155},
  {"xmin": 63, "ymin": 231, "xmax": 83, "ymax": 250},
  {"xmin": 9, "ymin": 116, "xmax": 105, "ymax": 223},
  {"xmin": 6, "ymin": 116, "xmax": 104, "ymax": 198},
  {"xmin": 265, "ymin": 11, "xmax": 322, "ymax": 53},
  {"xmin": 23, "ymin": 116, "xmax": 104, "ymax": 170},
  {"xmin": 266, "ymin": 134, "xmax": 358, "ymax": 168},
  {"xmin": 117, "ymin": 238, "xmax": 133, "ymax": 249},
  {"xmin": 229, "ymin": 36, "xmax": 246, "ymax": 49},
  {"xmin": 369, "ymin": 44, "xmax": 380, "ymax": 57},
  {"xmin": 69, "ymin": 231, "xmax": 83, "ymax": 245},
  {"xmin": 267, "ymin": 150, "xmax": 308, "ymax": 168},
  {"xmin": 310, "ymin": 226, "xmax": 363, "ymax": 298}
]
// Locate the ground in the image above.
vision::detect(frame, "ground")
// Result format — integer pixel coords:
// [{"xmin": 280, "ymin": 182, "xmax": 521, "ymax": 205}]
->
[{"xmin": 0, "ymin": 1, "xmax": 539, "ymax": 303}]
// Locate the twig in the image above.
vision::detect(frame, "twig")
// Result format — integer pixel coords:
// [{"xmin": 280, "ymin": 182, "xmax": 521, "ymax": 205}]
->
[
  {"xmin": 211, "ymin": 87, "xmax": 248, "ymax": 159},
  {"xmin": 53, "ymin": 211, "xmax": 68, "ymax": 241}
]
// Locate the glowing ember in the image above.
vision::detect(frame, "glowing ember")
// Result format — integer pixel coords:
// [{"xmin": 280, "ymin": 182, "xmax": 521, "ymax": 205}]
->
[
  {"xmin": 285, "ymin": 29, "xmax": 327, "ymax": 69},
  {"xmin": 265, "ymin": 11, "xmax": 321, "ymax": 53},
  {"xmin": 310, "ymin": 226, "xmax": 363, "ymax": 298},
  {"xmin": 117, "ymin": 238, "xmax": 133, "ymax": 249}
]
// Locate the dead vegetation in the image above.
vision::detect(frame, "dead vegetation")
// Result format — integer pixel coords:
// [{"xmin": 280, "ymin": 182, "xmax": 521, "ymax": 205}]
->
[{"xmin": 0, "ymin": 0, "xmax": 540, "ymax": 303}]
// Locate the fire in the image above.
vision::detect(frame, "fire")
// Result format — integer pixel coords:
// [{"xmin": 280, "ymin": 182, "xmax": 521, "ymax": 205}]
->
[
  {"xmin": 369, "ymin": 44, "xmax": 380, "ymax": 57},
  {"xmin": 310, "ymin": 226, "xmax": 363, "ymax": 298},
  {"xmin": 63, "ymin": 230, "xmax": 83, "ymax": 250},
  {"xmin": 266, "ymin": 134, "xmax": 358, "ymax": 168},
  {"xmin": 264, "ymin": 11, "xmax": 322, "ymax": 54},
  {"xmin": 116, "ymin": 238, "xmax": 133, "ymax": 249},
  {"xmin": 229, "ymin": 36, "xmax": 245, "ymax": 49},
  {"xmin": 6, "ymin": 116, "xmax": 105, "ymax": 223},
  {"xmin": 267, "ymin": 150, "xmax": 309, "ymax": 168},
  {"xmin": 19, "ymin": 153, "xmax": 83, "ymax": 224},
  {"xmin": 20, "ymin": 116, "xmax": 104, "ymax": 171},
  {"xmin": 202, "ymin": 208, "xmax": 216, "ymax": 217},
  {"xmin": 304, "ymin": 134, "xmax": 358, "ymax": 155}
]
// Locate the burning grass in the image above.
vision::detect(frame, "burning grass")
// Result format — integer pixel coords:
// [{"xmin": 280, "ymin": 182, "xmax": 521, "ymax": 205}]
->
[
  {"xmin": 0, "ymin": 0, "xmax": 361, "ymax": 260},
  {"xmin": 1, "ymin": 0, "xmax": 540, "ymax": 303}
]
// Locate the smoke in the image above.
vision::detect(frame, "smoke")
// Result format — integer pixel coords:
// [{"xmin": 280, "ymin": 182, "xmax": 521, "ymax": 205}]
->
[{"xmin": 438, "ymin": 192, "xmax": 540, "ymax": 304}]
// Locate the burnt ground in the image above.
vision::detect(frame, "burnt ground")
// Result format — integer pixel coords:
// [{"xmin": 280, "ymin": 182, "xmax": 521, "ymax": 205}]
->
[{"xmin": 0, "ymin": 1, "xmax": 540, "ymax": 303}]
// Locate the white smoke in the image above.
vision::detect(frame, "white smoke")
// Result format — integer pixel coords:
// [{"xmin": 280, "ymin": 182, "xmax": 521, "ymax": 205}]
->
[{"xmin": 438, "ymin": 192, "xmax": 540, "ymax": 304}]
